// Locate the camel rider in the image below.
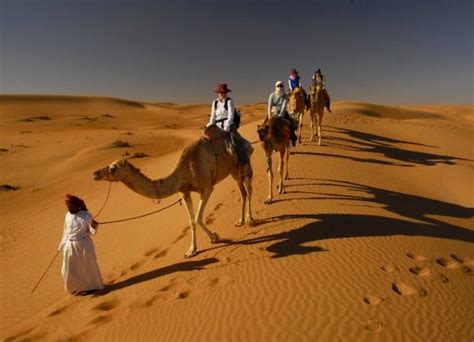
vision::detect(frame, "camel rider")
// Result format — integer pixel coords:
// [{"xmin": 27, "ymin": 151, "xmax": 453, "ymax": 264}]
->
[
  {"xmin": 288, "ymin": 68, "xmax": 310, "ymax": 109},
  {"xmin": 312, "ymin": 68, "xmax": 332, "ymax": 112},
  {"xmin": 267, "ymin": 81, "xmax": 297, "ymax": 147},
  {"xmin": 208, "ymin": 83, "xmax": 251, "ymax": 165}
]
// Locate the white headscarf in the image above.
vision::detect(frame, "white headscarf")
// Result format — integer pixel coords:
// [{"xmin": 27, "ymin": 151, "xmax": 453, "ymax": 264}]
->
[{"xmin": 274, "ymin": 80, "xmax": 284, "ymax": 98}]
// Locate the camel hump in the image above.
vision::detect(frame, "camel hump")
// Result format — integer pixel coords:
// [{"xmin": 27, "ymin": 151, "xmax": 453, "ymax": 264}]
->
[
  {"xmin": 204, "ymin": 124, "xmax": 224, "ymax": 140},
  {"xmin": 268, "ymin": 117, "xmax": 290, "ymax": 142}
]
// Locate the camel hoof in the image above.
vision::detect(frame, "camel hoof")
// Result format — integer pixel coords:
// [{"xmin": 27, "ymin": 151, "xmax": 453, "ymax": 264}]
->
[
  {"xmin": 264, "ymin": 198, "xmax": 273, "ymax": 205},
  {"xmin": 234, "ymin": 220, "xmax": 244, "ymax": 227},
  {"xmin": 185, "ymin": 248, "xmax": 197, "ymax": 258},
  {"xmin": 278, "ymin": 187, "xmax": 285, "ymax": 194},
  {"xmin": 246, "ymin": 218, "xmax": 256, "ymax": 227},
  {"xmin": 210, "ymin": 232, "xmax": 220, "ymax": 243}
]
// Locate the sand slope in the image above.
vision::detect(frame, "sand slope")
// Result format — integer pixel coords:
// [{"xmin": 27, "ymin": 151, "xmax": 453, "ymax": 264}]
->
[{"xmin": 1, "ymin": 96, "xmax": 473, "ymax": 341}]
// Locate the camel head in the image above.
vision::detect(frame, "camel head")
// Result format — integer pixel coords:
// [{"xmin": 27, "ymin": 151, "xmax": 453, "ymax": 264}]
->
[
  {"xmin": 93, "ymin": 158, "xmax": 134, "ymax": 182},
  {"xmin": 257, "ymin": 124, "xmax": 270, "ymax": 142}
]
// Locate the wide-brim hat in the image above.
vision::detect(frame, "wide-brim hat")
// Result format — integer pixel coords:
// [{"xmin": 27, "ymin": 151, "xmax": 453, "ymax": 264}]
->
[{"xmin": 214, "ymin": 83, "xmax": 232, "ymax": 93}]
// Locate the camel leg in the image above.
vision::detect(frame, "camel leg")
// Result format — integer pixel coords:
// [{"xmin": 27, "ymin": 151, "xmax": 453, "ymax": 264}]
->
[
  {"xmin": 194, "ymin": 187, "xmax": 220, "ymax": 244},
  {"xmin": 182, "ymin": 192, "xmax": 198, "ymax": 258},
  {"xmin": 264, "ymin": 153, "xmax": 273, "ymax": 204},
  {"xmin": 310, "ymin": 109, "xmax": 316, "ymax": 142},
  {"xmin": 284, "ymin": 146, "xmax": 290, "ymax": 180},
  {"xmin": 317, "ymin": 110, "xmax": 323, "ymax": 146},
  {"xmin": 234, "ymin": 178, "xmax": 247, "ymax": 227},
  {"xmin": 278, "ymin": 150, "xmax": 285, "ymax": 194},
  {"xmin": 230, "ymin": 167, "xmax": 247, "ymax": 226},
  {"xmin": 242, "ymin": 168, "xmax": 254, "ymax": 226},
  {"xmin": 298, "ymin": 112, "xmax": 303, "ymax": 143}
]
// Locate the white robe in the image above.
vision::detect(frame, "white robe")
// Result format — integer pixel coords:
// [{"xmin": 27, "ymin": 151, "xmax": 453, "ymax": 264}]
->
[{"xmin": 58, "ymin": 210, "xmax": 104, "ymax": 293}]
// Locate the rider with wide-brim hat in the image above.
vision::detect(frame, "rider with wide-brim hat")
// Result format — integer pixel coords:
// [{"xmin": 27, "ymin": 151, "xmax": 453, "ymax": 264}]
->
[{"xmin": 208, "ymin": 83, "xmax": 252, "ymax": 165}]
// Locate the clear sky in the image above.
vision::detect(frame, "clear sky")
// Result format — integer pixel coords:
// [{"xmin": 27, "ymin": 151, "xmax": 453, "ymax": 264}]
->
[{"xmin": 0, "ymin": 0, "xmax": 472, "ymax": 104}]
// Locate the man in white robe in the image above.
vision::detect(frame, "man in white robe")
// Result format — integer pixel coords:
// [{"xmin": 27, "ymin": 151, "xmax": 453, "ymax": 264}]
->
[{"xmin": 58, "ymin": 194, "xmax": 104, "ymax": 295}]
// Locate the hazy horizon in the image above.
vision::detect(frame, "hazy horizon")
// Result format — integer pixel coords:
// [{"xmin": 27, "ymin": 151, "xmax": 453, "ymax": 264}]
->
[{"xmin": 1, "ymin": 0, "xmax": 473, "ymax": 105}]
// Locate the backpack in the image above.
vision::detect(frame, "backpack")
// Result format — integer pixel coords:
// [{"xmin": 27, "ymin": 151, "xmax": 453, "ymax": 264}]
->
[{"xmin": 213, "ymin": 97, "xmax": 241, "ymax": 129}]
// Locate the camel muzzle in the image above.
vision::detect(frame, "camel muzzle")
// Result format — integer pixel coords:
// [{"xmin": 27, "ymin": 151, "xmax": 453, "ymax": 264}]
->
[{"xmin": 93, "ymin": 170, "xmax": 106, "ymax": 181}]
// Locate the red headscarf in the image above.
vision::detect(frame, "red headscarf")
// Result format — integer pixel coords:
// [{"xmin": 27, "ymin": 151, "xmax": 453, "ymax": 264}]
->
[{"xmin": 65, "ymin": 194, "xmax": 88, "ymax": 211}]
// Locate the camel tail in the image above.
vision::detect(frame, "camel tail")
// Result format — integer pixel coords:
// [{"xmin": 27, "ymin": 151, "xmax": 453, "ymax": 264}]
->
[{"xmin": 240, "ymin": 163, "xmax": 253, "ymax": 181}]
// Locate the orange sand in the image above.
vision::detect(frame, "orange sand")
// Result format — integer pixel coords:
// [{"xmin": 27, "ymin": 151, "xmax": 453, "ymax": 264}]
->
[{"xmin": 0, "ymin": 95, "xmax": 473, "ymax": 341}]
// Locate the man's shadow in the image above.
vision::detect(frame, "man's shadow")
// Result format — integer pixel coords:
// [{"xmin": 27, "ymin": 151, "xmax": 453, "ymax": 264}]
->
[{"xmin": 95, "ymin": 258, "xmax": 219, "ymax": 295}]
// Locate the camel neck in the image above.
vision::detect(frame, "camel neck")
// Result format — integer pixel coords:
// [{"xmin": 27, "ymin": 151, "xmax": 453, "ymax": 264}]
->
[{"xmin": 121, "ymin": 167, "xmax": 182, "ymax": 199}]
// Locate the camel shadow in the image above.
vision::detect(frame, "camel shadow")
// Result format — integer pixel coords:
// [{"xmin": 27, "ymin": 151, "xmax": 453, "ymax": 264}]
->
[
  {"xmin": 95, "ymin": 258, "xmax": 219, "ymax": 295},
  {"xmin": 226, "ymin": 180, "xmax": 474, "ymax": 259},
  {"xmin": 292, "ymin": 126, "xmax": 472, "ymax": 167}
]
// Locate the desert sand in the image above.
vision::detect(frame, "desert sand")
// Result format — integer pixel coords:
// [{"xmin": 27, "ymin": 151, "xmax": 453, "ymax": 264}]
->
[{"xmin": 0, "ymin": 95, "xmax": 473, "ymax": 341}]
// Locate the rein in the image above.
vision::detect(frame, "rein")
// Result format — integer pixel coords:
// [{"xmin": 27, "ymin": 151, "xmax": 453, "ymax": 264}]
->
[
  {"xmin": 97, "ymin": 199, "xmax": 182, "ymax": 225},
  {"xmin": 93, "ymin": 181, "xmax": 112, "ymax": 218}
]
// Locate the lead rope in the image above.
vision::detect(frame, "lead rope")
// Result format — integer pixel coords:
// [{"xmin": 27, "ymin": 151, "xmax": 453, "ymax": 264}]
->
[
  {"xmin": 93, "ymin": 181, "xmax": 112, "ymax": 218},
  {"xmin": 97, "ymin": 199, "xmax": 182, "ymax": 225}
]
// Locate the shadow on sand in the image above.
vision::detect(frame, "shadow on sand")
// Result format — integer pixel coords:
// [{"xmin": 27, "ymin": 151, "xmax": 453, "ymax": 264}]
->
[
  {"xmin": 96, "ymin": 258, "xmax": 219, "ymax": 295},
  {"xmin": 216, "ymin": 180, "xmax": 474, "ymax": 259},
  {"xmin": 292, "ymin": 126, "xmax": 472, "ymax": 167}
]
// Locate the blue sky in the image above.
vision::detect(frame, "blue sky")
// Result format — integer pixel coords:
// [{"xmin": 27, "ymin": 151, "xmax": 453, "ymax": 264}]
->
[{"xmin": 0, "ymin": 0, "xmax": 472, "ymax": 104}]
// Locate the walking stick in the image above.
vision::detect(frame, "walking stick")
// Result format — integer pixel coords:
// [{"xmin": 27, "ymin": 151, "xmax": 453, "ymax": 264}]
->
[{"xmin": 29, "ymin": 250, "xmax": 60, "ymax": 296}]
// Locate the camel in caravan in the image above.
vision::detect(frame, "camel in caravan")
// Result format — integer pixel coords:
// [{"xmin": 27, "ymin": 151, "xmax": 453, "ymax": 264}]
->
[
  {"xmin": 308, "ymin": 85, "xmax": 328, "ymax": 145},
  {"xmin": 287, "ymin": 87, "xmax": 306, "ymax": 144},
  {"xmin": 257, "ymin": 116, "xmax": 291, "ymax": 204},
  {"xmin": 93, "ymin": 125, "xmax": 254, "ymax": 258}
]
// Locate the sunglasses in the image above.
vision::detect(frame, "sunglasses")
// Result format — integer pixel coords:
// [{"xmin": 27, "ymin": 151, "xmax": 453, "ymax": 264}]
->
[{"xmin": 276, "ymin": 85, "xmax": 283, "ymax": 88}]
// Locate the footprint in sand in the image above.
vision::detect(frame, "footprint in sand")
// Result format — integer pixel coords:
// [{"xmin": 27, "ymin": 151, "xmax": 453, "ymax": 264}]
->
[
  {"xmin": 48, "ymin": 308, "xmax": 65, "ymax": 317},
  {"xmin": 446, "ymin": 254, "xmax": 473, "ymax": 275},
  {"xmin": 436, "ymin": 273, "xmax": 450, "ymax": 284},
  {"xmin": 174, "ymin": 291, "xmax": 190, "ymax": 300},
  {"xmin": 172, "ymin": 226, "xmax": 189, "ymax": 244},
  {"xmin": 92, "ymin": 299, "xmax": 118, "ymax": 312},
  {"xmin": 409, "ymin": 266, "xmax": 431, "ymax": 277},
  {"xmin": 450, "ymin": 253, "xmax": 474, "ymax": 266},
  {"xmin": 153, "ymin": 249, "xmax": 169, "ymax": 259},
  {"xmin": 142, "ymin": 294, "xmax": 166, "ymax": 307},
  {"xmin": 365, "ymin": 319, "xmax": 383, "ymax": 333},
  {"xmin": 363, "ymin": 295, "xmax": 384, "ymax": 306},
  {"xmin": 130, "ymin": 260, "xmax": 145, "ymax": 271},
  {"xmin": 144, "ymin": 248, "xmax": 160, "ymax": 257},
  {"xmin": 406, "ymin": 252, "xmax": 426, "ymax": 261},
  {"xmin": 214, "ymin": 203, "xmax": 223, "ymax": 211},
  {"xmin": 205, "ymin": 216, "xmax": 215, "ymax": 225},
  {"xmin": 392, "ymin": 282, "xmax": 428, "ymax": 297},
  {"xmin": 89, "ymin": 315, "xmax": 112, "ymax": 325},
  {"xmin": 381, "ymin": 265, "xmax": 399, "ymax": 273},
  {"xmin": 158, "ymin": 278, "xmax": 180, "ymax": 292},
  {"xmin": 435, "ymin": 258, "xmax": 461, "ymax": 269}
]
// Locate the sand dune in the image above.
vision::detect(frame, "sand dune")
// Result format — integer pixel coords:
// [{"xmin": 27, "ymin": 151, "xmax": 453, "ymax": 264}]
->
[{"xmin": 1, "ymin": 96, "xmax": 473, "ymax": 341}]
